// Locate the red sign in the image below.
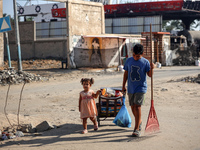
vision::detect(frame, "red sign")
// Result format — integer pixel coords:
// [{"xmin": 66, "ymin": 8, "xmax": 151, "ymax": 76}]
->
[
  {"xmin": 104, "ymin": 0, "xmax": 184, "ymax": 15},
  {"xmin": 51, "ymin": 8, "xmax": 66, "ymax": 18},
  {"xmin": 52, "ymin": 0, "xmax": 184, "ymax": 18}
]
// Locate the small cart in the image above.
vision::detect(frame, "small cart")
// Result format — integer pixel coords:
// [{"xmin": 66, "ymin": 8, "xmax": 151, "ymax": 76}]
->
[{"xmin": 96, "ymin": 88, "xmax": 123, "ymax": 126}]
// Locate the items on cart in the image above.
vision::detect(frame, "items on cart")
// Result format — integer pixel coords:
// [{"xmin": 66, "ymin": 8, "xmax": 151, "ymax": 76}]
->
[
  {"xmin": 100, "ymin": 99, "xmax": 122, "ymax": 106},
  {"xmin": 101, "ymin": 88, "xmax": 123, "ymax": 97},
  {"xmin": 97, "ymin": 87, "xmax": 124, "ymax": 126},
  {"xmin": 100, "ymin": 106, "xmax": 121, "ymax": 114}
]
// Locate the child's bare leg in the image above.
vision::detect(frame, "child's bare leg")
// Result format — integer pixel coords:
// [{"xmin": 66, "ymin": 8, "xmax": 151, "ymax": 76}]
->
[
  {"xmin": 83, "ymin": 118, "xmax": 87, "ymax": 129},
  {"xmin": 90, "ymin": 117, "xmax": 97, "ymax": 125},
  {"xmin": 90, "ymin": 117, "xmax": 98, "ymax": 130}
]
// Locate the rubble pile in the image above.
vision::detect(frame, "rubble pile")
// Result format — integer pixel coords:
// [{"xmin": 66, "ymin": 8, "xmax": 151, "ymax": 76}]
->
[
  {"xmin": 177, "ymin": 74, "xmax": 200, "ymax": 84},
  {"xmin": 0, "ymin": 68, "xmax": 48, "ymax": 85},
  {"xmin": 0, "ymin": 121, "xmax": 57, "ymax": 141},
  {"xmin": 0, "ymin": 128, "xmax": 24, "ymax": 140}
]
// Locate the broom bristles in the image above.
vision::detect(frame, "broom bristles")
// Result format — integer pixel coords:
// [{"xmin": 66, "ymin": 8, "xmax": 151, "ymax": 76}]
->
[
  {"xmin": 145, "ymin": 102, "xmax": 160, "ymax": 134},
  {"xmin": 145, "ymin": 123, "xmax": 160, "ymax": 134}
]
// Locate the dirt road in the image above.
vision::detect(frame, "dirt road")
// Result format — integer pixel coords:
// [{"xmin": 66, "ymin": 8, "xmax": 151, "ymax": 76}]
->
[{"xmin": 0, "ymin": 66, "xmax": 200, "ymax": 150}]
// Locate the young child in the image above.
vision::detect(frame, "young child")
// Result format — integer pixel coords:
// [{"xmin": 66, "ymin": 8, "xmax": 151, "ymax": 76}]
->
[
  {"xmin": 79, "ymin": 78, "xmax": 100, "ymax": 134},
  {"xmin": 122, "ymin": 44, "xmax": 154, "ymax": 137}
]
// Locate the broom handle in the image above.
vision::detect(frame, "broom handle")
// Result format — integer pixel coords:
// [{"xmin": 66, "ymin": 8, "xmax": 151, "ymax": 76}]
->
[{"xmin": 150, "ymin": 24, "xmax": 153, "ymax": 101}]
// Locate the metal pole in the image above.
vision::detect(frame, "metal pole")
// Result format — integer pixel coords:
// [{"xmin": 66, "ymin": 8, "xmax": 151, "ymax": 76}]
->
[
  {"xmin": 156, "ymin": 39, "xmax": 159, "ymax": 62},
  {"xmin": 13, "ymin": 0, "xmax": 22, "ymax": 71},
  {"xmin": 66, "ymin": 3, "xmax": 71, "ymax": 69},
  {"xmin": 5, "ymin": 32, "xmax": 11, "ymax": 68},
  {"xmin": 150, "ymin": 24, "xmax": 153, "ymax": 100},
  {"xmin": 118, "ymin": 38, "xmax": 121, "ymax": 66}
]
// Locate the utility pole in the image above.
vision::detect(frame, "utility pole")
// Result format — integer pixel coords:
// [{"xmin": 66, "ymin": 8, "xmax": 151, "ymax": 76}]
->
[
  {"xmin": 13, "ymin": 0, "xmax": 22, "ymax": 71},
  {"xmin": 5, "ymin": 32, "xmax": 11, "ymax": 68}
]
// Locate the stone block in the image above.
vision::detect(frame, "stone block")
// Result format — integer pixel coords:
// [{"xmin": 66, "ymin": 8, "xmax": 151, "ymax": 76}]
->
[{"xmin": 36, "ymin": 121, "xmax": 54, "ymax": 132}]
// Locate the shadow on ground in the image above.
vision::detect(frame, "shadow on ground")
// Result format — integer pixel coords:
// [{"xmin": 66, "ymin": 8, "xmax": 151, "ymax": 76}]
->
[{"xmin": 0, "ymin": 123, "xmax": 157, "ymax": 148}]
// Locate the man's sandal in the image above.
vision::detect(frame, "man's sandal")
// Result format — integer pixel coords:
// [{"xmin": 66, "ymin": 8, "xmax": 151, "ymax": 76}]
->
[
  {"xmin": 82, "ymin": 129, "xmax": 88, "ymax": 134},
  {"xmin": 132, "ymin": 129, "xmax": 141, "ymax": 137},
  {"xmin": 139, "ymin": 122, "xmax": 142, "ymax": 131}
]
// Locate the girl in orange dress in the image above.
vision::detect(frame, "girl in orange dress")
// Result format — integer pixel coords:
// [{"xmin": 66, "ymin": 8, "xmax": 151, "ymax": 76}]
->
[{"xmin": 79, "ymin": 78, "xmax": 100, "ymax": 134}]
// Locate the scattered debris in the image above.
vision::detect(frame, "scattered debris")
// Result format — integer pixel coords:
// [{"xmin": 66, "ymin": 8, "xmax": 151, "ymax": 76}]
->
[
  {"xmin": 15, "ymin": 131, "xmax": 24, "ymax": 137},
  {"xmin": 161, "ymin": 88, "xmax": 168, "ymax": 91},
  {"xmin": 0, "ymin": 129, "xmax": 20, "ymax": 141},
  {"xmin": 20, "ymin": 124, "xmax": 36, "ymax": 133},
  {"xmin": 177, "ymin": 74, "xmax": 200, "ymax": 83},
  {"xmin": 0, "ymin": 68, "xmax": 48, "ymax": 86},
  {"xmin": 168, "ymin": 74, "xmax": 200, "ymax": 84},
  {"xmin": 0, "ymin": 121, "xmax": 57, "ymax": 141},
  {"xmin": 35, "ymin": 121, "xmax": 54, "ymax": 132}
]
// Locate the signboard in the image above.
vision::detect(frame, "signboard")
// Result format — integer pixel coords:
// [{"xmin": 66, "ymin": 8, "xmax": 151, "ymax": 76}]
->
[
  {"xmin": 0, "ymin": 16, "xmax": 12, "ymax": 33},
  {"xmin": 51, "ymin": 8, "xmax": 66, "ymax": 18}
]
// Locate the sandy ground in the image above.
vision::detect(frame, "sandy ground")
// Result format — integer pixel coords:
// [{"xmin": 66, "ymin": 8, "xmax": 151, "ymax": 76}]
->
[{"xmin": 0, "ymin": 66, "xmax": 200, "ymax": 150}]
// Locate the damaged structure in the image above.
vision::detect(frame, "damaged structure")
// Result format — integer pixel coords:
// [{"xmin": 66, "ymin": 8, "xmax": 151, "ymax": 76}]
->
[
  {"xmin": 4, "ymin": 0, "xmax": 107, "ymax": 68},
  {"xmin": 3, "ymin": 0, "xmax": 155, "ymax": 68},
  {"xmin": 2, "ymin": 0, "xmax": 200, "ymax": 68},
  {"xmin": 167, "ymin": 30, "xmax": 200, "ymax": 66}
]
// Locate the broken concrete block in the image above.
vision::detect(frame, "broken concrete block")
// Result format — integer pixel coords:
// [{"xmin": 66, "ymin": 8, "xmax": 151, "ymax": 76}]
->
[
  {"xmin": 36, "ymin": 121, "xmax": 53, "ymax": 132},
  {"xmin": 20, "ymin": 124, "xmax": 35, "ymax": 133}
]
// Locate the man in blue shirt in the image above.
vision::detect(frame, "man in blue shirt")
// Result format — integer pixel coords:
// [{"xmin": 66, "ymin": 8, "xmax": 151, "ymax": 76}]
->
[{"xmin": 122, "ymin": 44, "xmax": 154, "ymax": 137}]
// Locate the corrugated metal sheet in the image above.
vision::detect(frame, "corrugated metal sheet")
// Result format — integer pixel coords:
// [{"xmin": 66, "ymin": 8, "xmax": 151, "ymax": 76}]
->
[
  {"xmin": 121, "ymin": 27, "xmax": 129, "ymax": 33},
  {"xmin": 36, "ymin": 22, "xmax": 49, "ymax": 29},
  {"xmin": 105, "ymin": 27, "xmax": 112, "ymax": 33},
  {"xmin": 49, "ymin": 21, "xmax": 67, "ymax": 28},
  {"xmin": 129, "ymin": 26, "xmax": 144, "ymax": 34},
  {"xmin": 113, "ymin": 27, "xmax": 121, "ymax": 34},
  {"xmin": 105, "ymin": 18, "xmax": 112, "ymax": 26},
  {"xmin": 113, "ymin": 18, "xmax": 120, "ymax": 26},
  {"xmin": 105, "ymin": 15, "xmax": 162, "ymax": 34},
  {"xmin": 144, "ymin": 16, "xmax": 161, "ymax": 25},
  {"xmin": 144, "ymin": 25, "xmax": 161, "ymax": 32},
  {"xmin": 36, "ymin": 20, "xmax": 67, "ymax": 39},
  {"xmin": 137, "ymin": 17, "xmax": 144, "ymax": 25}
]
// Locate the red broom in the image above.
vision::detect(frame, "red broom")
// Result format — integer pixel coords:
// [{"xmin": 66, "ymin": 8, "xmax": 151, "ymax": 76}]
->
[{"xmin": 145, "ymin": 24, "xmax": 160, "ymax": 134}]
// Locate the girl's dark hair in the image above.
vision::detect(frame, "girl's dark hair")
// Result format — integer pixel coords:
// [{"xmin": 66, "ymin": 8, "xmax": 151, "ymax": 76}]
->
[
  {"xmin": 80, "ymin": 78, "xmax": 94, "ymax": 85},
  {"xmin": 133, "ymin": 44, "xmax": 144, "ymax": 54}
]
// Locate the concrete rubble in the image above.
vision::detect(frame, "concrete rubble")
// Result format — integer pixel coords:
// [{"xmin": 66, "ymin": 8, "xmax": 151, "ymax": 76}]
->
[
  {"xmin": 0, "ymin": 68, "xmax": 48, "ymax": 85},
  {"xmin": 20, "ymin": 124, "xmax": 36, "ymax": 133},
  {"xmin": 35, "ymin": 121, "xmax": 55, "ymax": 132},
  {"xmin": 0, "ymin": 121, "xmax": 56, "ymax": 141},
  {"xmin": 175, "ymin": 74, "xmax": 200, "ymax": 84},
  {"xmin": 179, "ymin": 74, "xmax": 200, "ymax": 83}
]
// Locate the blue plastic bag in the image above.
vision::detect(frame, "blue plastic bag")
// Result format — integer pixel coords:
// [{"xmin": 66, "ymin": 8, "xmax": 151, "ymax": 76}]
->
[{"xmin": 113, "ymin": 96, "xmax": 132, "ymax": 128}]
